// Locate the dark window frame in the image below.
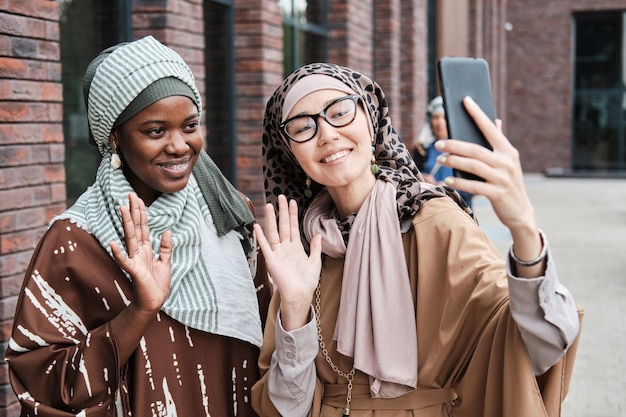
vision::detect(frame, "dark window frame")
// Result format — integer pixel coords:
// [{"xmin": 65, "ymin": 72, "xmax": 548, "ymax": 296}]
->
[
  {"xmin": 573, "ymin": 11, "xmax": 626, "ymax": 171},
  {"xmin": 281, "ymin": 0, "xmax": 328, "ymax": 76}
]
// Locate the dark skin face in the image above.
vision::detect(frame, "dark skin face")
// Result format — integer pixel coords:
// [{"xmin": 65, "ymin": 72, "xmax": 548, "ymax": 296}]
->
[{"xmin": 110, "ymin": 95, "xmax": 203, "ymax": 206}]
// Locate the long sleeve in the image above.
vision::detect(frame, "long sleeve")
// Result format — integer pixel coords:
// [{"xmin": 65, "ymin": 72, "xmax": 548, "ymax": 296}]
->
[
  {"xmin": 7, "ymin": 219, "xmax": 269, "ymax": 417},
  {"xmin": 5, "ymin": 222, "xmax": 127, "ymax": 415},
  {"xmin": 266, "ymin": 307, "xmax": 318, "ymax": 417},
  {"xmin": 506, "ymin": 242, "xmax": 580, "ymax": 375}
]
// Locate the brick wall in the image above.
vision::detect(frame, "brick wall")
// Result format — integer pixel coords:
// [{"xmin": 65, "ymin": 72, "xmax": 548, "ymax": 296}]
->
[
  {"xmin": 374, "ymin": 0, "xmax": 402, "ymax": 132},
  {"xmin": 467, "ymin": 0, "xmax": 507, "ymax": 129},
  {"xmin": 505, "ymin": 0, "xmax": 626, "ymax": 172},
  {"xmin": 327, "ymin": 0, "xmax": 374, "ymax": 73},
  {"xmin": 506, "ymin": 0, "xmax": 574, "ymax": 172},
  {"xmin": 400, "ymin": 0, "xmax": 429, "ymax": 148},
  {"xmin": 233, "ymin": 0, "xmax": 284, "ymax": 217},
  {"xmin": 0, "ymin": 1, "xmax": 64, "ymax": 415}
]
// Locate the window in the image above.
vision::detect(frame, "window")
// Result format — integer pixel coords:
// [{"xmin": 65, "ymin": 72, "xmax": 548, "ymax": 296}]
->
[
  {"xmin": 573, "ymin": 11, "xmax": 626, "ymax": 171},
  {"xmin": 280, "ymin": 0, "xmax": 328, "ymax": 76},
  {"xmin": 204, "ymin": 0, "xmax": 236, "ymax": 181},
  {"xmin": 60, "ymin": 0, "xmax": 130, "ymax": 205}
]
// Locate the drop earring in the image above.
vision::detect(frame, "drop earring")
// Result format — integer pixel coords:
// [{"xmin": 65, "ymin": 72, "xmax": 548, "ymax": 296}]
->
[
  {"xmin": 110, "ymin": 142, "xmax": 122, "ymax": 169},
  {"xmin": 370, "ymin": 142, "xmax": 380, "ymax": 175},
  {"xmin": 304, "ymin": 177, "xmax": 313, "ymax": 198}
]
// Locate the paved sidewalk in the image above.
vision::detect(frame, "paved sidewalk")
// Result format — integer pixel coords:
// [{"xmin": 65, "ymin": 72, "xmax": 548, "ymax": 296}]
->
[{"xmin": 472, "ymin": 174, "xmax": 626, "ymax": 417}]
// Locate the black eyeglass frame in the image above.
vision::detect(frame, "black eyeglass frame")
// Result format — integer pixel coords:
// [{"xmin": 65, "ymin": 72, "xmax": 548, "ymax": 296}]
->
[{"xmin": 280, "ymin": 94, "xmax": 361, "ymax": 143}]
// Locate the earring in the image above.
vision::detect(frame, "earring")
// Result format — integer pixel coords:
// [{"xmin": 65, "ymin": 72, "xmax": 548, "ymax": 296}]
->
[
  {"xmin": 304, "ymin": 177, "xmax": 313, "ymax": 198},
  {"xmin": 110, "ymin": 142, "xmax": 122, "ymax": 169},
  {"xmin": 370, "ymin": 143, "xmax": 380, "ymax": 175}
]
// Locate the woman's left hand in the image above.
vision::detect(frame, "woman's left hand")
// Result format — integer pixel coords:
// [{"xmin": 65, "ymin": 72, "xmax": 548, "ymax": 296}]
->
[{"xmin": 434, "ymin": 96, "xmax": 537, "ymax": 234}]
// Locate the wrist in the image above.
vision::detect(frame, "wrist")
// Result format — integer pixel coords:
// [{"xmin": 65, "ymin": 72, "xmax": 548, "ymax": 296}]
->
[
  {"xmin": 280, "ymin": 301, "xmax": 312, "ymax": 331},
  {"xmin": 510, "ymin": 229, "xmax": 547, "ymax": 267}
]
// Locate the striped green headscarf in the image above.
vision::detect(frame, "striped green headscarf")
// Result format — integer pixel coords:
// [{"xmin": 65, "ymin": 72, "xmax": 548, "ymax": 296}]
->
[{"xmin": 84, "ymin": 35, "xmax": 202, "ymax": 155}]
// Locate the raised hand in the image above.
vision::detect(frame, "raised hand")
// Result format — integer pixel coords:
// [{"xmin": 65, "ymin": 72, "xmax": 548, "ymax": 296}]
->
[
  {"xmin": 110, "ymin": 193, "xmax": 172, "ymax": 314},
  {"xmin": 254, "ymin": 195, "xmax": 322, "ymax": 331},
  {"xmin": 434, "ymin": 97, "xmax": 537, "ymax": 233},
  {"xmin": 435, "ymin": 96, "xmax": 544, "ymax": 275}
]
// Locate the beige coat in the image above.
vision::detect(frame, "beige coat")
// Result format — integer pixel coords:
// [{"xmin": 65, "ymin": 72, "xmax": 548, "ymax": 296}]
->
[{"xmin": 252, "ymin": 197, "xmax": 582, "ymax": 417}]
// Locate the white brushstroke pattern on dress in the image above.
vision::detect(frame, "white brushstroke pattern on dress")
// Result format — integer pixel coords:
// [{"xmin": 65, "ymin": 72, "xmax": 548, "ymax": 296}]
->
[
  {"xmin": 30, "ymin": 270, "xmax": 87, "ymax": 338},
  {"xmin": 197, "ymin": 364, "xmax": 210, "ymax": 416}
]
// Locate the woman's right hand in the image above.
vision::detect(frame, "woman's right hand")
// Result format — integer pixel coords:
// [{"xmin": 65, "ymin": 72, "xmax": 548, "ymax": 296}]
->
[{"xmin": 254, "ymin": 195, "xmax": 322, "ymax": 331}]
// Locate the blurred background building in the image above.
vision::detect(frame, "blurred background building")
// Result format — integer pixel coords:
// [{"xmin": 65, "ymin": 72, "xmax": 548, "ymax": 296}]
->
[{"xmin": 0, "ymin": 0, "xmax": 624, "ymax": 415}]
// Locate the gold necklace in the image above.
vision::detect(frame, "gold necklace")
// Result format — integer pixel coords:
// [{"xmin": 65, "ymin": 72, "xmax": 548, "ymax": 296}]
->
[{"xmin": 315, "ymin": 280, "xmax": 356, "ymax": 417}]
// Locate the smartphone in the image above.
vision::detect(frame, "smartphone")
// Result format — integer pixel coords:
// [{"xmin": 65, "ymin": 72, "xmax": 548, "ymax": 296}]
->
[{"xmin": 437, "ymin": 57, "xmax": 496, "ymax": 181}]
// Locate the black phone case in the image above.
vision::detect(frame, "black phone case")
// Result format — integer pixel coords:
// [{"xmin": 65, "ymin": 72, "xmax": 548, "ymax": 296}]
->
[{"xmin": 437, "ymin": 57, "xmax": 496, "ymax": 181}]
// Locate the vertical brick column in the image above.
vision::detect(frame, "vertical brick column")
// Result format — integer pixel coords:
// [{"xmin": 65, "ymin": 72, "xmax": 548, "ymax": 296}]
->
[
  {"xmin": 468, "ymin": 0, "xmax": 506, "ymax": 116},
  {"xmin": 399, "ymin": 0, "xmax": 429, "ymax": 148},
  {"xmin": 0, "ymin": 2, "xmax": 64, "ymax": 416},
  {"xmin": 328, "ymin": 0, "xmax": 374, "ymax": 75},
  {"xmin": 373, "ymin": 0, "xmax": 402, "ymax": 131},
  {"xmin": 234, "ymin": 0, "xmax": 284, "ymax": 216}
]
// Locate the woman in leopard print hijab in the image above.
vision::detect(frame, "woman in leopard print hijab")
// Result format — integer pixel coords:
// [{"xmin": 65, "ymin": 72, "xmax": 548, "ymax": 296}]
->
[
  {"xmin": 252, "ymin": 63, "xmax": 580, "ymax": 417},
  {"xmin": 260, "ymin": 62, "xmax": 470, "ymax": 226}
]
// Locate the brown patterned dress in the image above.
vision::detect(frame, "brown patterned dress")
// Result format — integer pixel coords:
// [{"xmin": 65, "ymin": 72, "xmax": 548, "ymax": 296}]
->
[{"xmin": 6, "ymin": 219, "xmax": 272, "ymax": 417}]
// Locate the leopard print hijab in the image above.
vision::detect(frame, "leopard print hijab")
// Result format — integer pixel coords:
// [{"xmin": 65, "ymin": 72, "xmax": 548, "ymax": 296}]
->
[{"xmin": 261, "ymin": 62, "xmax": 472, "ymax": 225}]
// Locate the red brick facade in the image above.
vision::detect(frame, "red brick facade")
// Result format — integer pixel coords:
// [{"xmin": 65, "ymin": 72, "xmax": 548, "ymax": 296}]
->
[
  {"xmin": 1, "ymin": 0, "xmax": 623, "ymax": 415},
  {"xmin": 0, "ymin": 2, "xmax": 64, "ymax": 415}
]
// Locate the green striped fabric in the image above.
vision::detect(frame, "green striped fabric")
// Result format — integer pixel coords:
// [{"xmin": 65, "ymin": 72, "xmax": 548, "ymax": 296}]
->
[
  {"xmin": 57, "ymin": 157, "xmax": 263, "ymax": 348},
  {"xmin": 87, "ymin": 35, "xmax": 202, "ymax": 156}
]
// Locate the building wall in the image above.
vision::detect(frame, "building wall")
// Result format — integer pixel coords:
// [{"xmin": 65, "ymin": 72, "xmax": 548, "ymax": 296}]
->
[
  {"xmin": 505, "ymin": 0, "xmax": 574, "ymax": 171},
  {"xmin": 400, "ymin": 0, "xmax": 429, "ymax": 144},
  {"xmin": 505, "ymin": 0, "xmax": 626, "ymax": 172},
  {"xmin": 0, "ymin": 2, "xmax": 64, "ymax": 416}
]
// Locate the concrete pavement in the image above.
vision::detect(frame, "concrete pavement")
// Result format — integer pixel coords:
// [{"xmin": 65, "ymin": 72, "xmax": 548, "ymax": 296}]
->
[{"xmin": 471, "ymin": 174, "xmax": 626, "ymax": 417}]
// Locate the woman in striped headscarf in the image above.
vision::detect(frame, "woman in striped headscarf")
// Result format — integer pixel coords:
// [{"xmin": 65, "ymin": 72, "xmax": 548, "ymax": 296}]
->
[{"xmin": 5, "ymin": 36, "xmax": 271, "ymax": 416}]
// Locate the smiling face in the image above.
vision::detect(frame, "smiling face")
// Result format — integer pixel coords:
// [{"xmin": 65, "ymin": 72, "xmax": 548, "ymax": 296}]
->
[
  {"xmin": 287, "ymin": 89, "xmax": 376, "ymax": 214},
  {"xmin": 111, "ymin": 95, "xmax": 203, "ymax": 206}
]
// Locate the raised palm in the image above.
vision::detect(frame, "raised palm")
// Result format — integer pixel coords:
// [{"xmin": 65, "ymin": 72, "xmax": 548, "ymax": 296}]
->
[{"xmin": 110, "ymin": 193, "xmax": 172, "ymax": 313}]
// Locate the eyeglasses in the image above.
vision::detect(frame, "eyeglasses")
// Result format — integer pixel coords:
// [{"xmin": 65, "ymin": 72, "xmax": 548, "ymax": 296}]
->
[{"xmin": 280, "ymin": 94, "xmax": 360, "ymax": 143}]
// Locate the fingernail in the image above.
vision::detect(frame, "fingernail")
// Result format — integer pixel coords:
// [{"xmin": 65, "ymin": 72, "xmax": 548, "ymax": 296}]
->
[
  {"xmin": 435, "ymin": 140, "xmax": 445, "ymax": 150},
  {"xmin": 444, "ymin": 177, "xmax": 455, "ymax": 185},
  {"xmin": 464, "ymin": 96, "xmax": 475, "ymax": 105},
  {"xmin": 437, "ymin": 154, "xmax": 447, "ymax": 163}
]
